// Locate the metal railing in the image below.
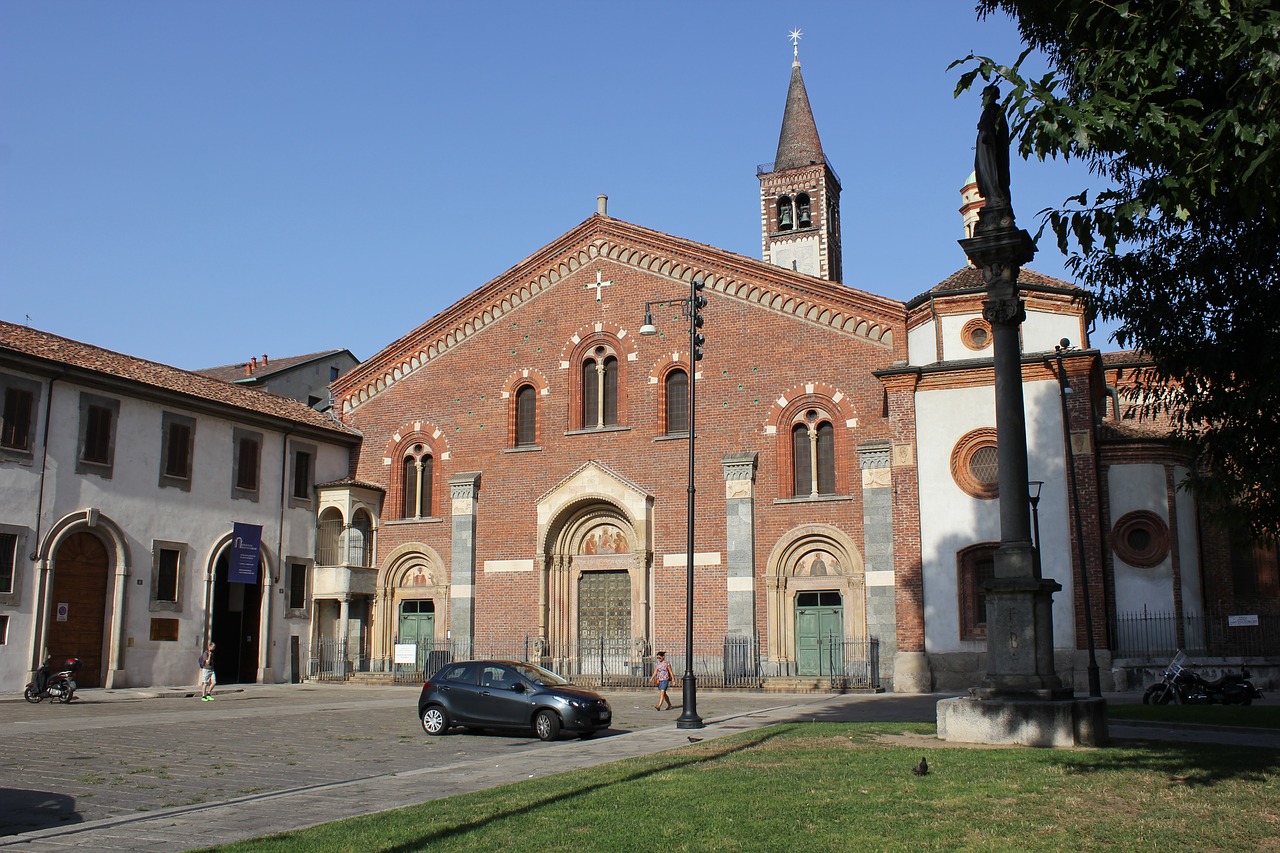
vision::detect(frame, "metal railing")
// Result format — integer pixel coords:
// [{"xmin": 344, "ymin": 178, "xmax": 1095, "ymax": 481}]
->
[
  {"xmin": 309, "ymin": 634, "xmax": 881, "ymax": 689},
  {"xmin": 1111, "ymin": 608, "xmax": 1280, "ymax": 659}
]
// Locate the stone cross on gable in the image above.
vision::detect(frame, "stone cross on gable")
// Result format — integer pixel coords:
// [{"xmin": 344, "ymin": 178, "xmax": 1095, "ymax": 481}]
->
[{"xmin": 586, "ymin": 269, "xmax": 614, "ymax": 303}]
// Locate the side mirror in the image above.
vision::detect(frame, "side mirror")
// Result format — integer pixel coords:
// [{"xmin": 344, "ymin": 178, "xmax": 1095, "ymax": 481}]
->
[{"xmin": 511, "ymin": 682, "xmax": 526, "ymax": 693}]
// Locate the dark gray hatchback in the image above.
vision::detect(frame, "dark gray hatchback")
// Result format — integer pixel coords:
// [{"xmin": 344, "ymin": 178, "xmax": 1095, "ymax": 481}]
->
[{"xmin": 418, "ymin": 660, "xmax": 613, "ymax": 741}]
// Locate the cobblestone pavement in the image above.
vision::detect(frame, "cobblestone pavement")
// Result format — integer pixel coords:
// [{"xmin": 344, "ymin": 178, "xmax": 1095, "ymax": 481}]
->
[
  {"xmin": 0, "ymin": 683, "xmax": 927, "ymax": 847},
  {"xmin": 1, "ymin": 684, "xmax": 1271, "ymax": 851}
]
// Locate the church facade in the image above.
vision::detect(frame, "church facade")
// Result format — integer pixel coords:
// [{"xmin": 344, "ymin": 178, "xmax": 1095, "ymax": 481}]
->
[{"xmin": 315, "ymin": 52, "xmax": 1275, "ymax": 693}]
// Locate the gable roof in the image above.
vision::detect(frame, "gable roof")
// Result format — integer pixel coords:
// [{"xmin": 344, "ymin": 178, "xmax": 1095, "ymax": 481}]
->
[
  {"xmin": 0, "ymin": 321, "xmax": 359, "ymax": 440},
  {"xmin": 332, "ymin": 213, "xmax": 907, "ymax": 415},
  {"xmin": 197, "ymin": 349, "xmax": 357, "ymax": 385}
]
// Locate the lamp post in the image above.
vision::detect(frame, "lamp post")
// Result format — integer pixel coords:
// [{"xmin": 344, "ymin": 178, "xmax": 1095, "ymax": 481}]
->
[
  {"xmin": 1028, "ymin": 480, "xmax": 1044, "ymax": 580},
  {"xmin": 1054, "ymin": 339, "xmax": 1103, "ymax": 698},
  {"xmin": 639, "ymin": 277, "xmax": 706, "ymax": 729}
]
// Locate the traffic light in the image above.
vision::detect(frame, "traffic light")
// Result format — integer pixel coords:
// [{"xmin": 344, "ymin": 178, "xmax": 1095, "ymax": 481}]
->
[{"xmin": 692, "ymin": 279, "xmax": 706, "ymax": 361}]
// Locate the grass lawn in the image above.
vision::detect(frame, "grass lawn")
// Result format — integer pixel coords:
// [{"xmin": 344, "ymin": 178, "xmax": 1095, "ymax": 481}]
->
[
  {"xmin": 1109, "ymin": 702, "xmax": 1280, "ymax": 729},
  {"xmin": 208, "ymin": 721, "xmax": 1279, "ymax": 852}
]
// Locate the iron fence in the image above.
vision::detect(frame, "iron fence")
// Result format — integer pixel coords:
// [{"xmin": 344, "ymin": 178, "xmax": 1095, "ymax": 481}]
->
[
  {"xmin": 1112, "ymin": 609, "xmax": 1280, "ymax": 659},
  {"xmin": 310, "ymin": 634, "xmax": 881, "ymax": 689}
]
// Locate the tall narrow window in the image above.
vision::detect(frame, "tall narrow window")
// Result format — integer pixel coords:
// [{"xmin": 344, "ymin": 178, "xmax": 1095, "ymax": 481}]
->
[
  {"xmin": 289, "ymin": 562, "xmax": 308, "ymax": 610},
  {"xmin": 84, "ymin": 405, "xmax": 113, "ymax": 464},
  {"xmin": 959, "ymin": 545, "xmax": 999, "ymax": 640},
  {"xmin": 665, "ymin": 369, "xmax": 689, "ymax": 434},
  {"xmin": 155, "ymin": 548, "xmax": 180, "ymax": 603},
  {"xmin": 601, "ymin": 356, "xmax": 618, "ymax": 426},
  {"xmin": 400, "ymin": 448, "xmax": 435, "ymax": 518},
  {"xmin": 792, "ymin": 423, "xmax": 811, "ymax": 496},
  {"xmin": 816, "ymin": 421, "xmax": 835, "ymax": 495},
  {"xmin": 0, "ymin": 532, "xmax": 16, "ymax": 595},
  {"xmin": 582, "ymin": 358, "xmax": 599, "ymax": 427},
  {"xmin": 292, "ymin": 449, "xmax": 312, "ymax": 500},
  {"xmin": 1, "ymin": 387, "xmax": 33, "ymax": 451},
  {"xmin": 159, "ymin": 412, "xmax": 195, "ymax": 490},
  {"xmin": 515, "ymin": 384, "xmax": 537, "ymax": 447},
  {"xmin": 236, "ymin": 436, "xmax": 259, "ymax": 491}
]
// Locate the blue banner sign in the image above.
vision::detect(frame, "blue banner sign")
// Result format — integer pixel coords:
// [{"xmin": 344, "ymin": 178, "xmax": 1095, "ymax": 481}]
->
[{"xmin": 229, "ymin": 522, "xmax": 263, "ymax": 584}]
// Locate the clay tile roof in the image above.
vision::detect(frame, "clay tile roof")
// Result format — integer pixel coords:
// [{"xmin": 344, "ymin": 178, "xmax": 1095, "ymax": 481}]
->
[
  {"xmin": 906, "ymin": 266, "xmax": 1080, "ymax": 306},
  {"xmin": 0, "ymin": 321, "xmax": 358, "ymax": 438},
  {"xmin": 196, "ymin": 349, "xmax": 353, "ymax": 384},
  {"xmin": 1098, "ymin": 419, "xmax": 1175, "ymax": 441},
  {"xmin": 774, "ymin": 60, "xmax": 825, "ymax": 171},
  {"xmin": 316, "ymin": 476, "xmax": 385, "ymax": 492}
]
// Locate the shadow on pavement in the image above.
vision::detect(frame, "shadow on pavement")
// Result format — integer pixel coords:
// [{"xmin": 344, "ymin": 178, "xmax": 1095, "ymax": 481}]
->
[{"xmin": 0, "ymin": 788, "xmax": 82, "ymax": 836}]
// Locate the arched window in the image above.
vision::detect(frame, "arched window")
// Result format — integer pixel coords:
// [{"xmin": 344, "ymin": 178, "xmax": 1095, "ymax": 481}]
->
[
  {"xmin": 796, "ymin": 193, "xmax": 812, "ymax": 227},
  {"xmin": 777, "ymin": 195, "xmax": 794, "ymax": 230},
  {"xmin": 400, "ymin": 445, "xmax": 435, "ymax": 518},
  {"xmin": 316, "ymin": 507, "xmax": 343, "ymax": 566},
  {"xmin": 515, "ymin": 384, "xmax": 537, "ymax": 447},
  {"xmin": 349, "ymin": 509, "xmax": 374, "ymax": 568},
  {"xmin": 791, "ymin": 410, "xmax": 836, "ymax": 497},
  {"xmin": 664, "ymin": 368, "xmax": 689, "ymax": 435},
  {"xmin": 582, "ymin": 348, "xmax": 619, "ymax": 429}
]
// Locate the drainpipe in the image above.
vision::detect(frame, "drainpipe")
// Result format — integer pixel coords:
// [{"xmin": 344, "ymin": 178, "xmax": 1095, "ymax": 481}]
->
[{"xmin": 27, "ymin": 371, "xmax": 63, "ymax": 675}]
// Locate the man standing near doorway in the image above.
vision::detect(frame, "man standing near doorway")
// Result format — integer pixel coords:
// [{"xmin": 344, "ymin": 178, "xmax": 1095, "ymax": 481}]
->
[{"xmin": 199, "ymin": 642, "xmax": 217, "ymax": 701}]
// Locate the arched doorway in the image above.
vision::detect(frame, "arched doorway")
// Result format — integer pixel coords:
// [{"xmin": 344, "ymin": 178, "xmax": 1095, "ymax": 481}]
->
[
  {"xmin": 211, "ymin": 551, "xmax": 263, "ymax": 684},
  {"xmin": 48, "ymin": 532, "xmax": 110, "ymax": 688},
  {"xmin": 795, "ymin": 590, "xmax": 843, "ymax": 676}
]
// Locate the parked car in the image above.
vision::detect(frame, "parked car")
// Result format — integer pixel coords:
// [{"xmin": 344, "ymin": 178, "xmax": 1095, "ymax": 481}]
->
[{"xmin": 418, "ymin": 659, "xmax": 613, "ymax": 740}]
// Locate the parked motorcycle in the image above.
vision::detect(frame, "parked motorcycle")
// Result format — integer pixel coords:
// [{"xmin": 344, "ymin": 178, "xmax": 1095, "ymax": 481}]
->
[
  {"xmin": 1142, "ymin": 651, "xmax": 1263, "ymax": 706},
  {"xmin": 23, "ymin": 657, "xmax": 81, "ymax": 704}
]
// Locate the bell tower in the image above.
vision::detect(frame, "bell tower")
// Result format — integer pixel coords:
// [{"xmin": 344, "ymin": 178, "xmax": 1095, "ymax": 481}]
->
[{"xmin": 758, "ymin": 32, "xmax": 842, "ymax": 282}]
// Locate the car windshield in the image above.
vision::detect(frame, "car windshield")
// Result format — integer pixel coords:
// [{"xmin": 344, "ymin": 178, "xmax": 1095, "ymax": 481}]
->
[{"xmin": 511, "ymin": 662, "xmax": 570, "ymax": 686}]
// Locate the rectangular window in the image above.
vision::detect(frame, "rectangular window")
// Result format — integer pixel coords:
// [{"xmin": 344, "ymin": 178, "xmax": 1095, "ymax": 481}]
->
[
  {"xmin": 289, "ymin": 442, "xmax": 317, "ymax": 508},
  {"xmin": 1, "ymin": 386, "xmax": 34, "ymax": 451},
  {"xmin": 0, "ymin": 532, "xmax": 16, "ymax": 595},
  {"xmin": 156, "ymin": 548, "xmax": 180, "ymax": 602},
  {"xmin": 231, "ymin": 429, "xmax": 262, "ymax": 500},
  {"xmin": 159, "ymin": 412, "xmax": 196, "ymax": 490},
  {"xmin": 958, "ymin": 547, "xmax": 997, "ymax": 641},
  {"xmin": 288, "ymin": 562, "xmax": 308, "ymax": 610},
  {"xmin": 0, "ymin": 613, "xmax": 8, "ymax": 644},
  {"xmin": 293, "ymin": 450, "xmax": 312, "ymax": 500},
  {"xmin": 150, "ymin": 541, "xmax": 186, "ymax": 611},
  {"xmin": 84, "ymin": 405, "xmax": 112, "ymax": 463}
]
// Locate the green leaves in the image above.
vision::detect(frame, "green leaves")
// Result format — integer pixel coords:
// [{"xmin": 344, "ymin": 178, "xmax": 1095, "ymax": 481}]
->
[{"xmin": 962, "ymin": 0, "xmax": 1280, "ymax": 536}]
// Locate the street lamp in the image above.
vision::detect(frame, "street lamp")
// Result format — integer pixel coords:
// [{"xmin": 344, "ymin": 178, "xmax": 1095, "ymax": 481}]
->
[
  {"xmin": 1028, "ymin": 480, "xmax": 1044, "ymax": 580},
  {"xmin": 1054, "ymin": 339, "xmax": 1102, "ymax": 698},
  {"xmin": 639, "ymin": 276, "xmax": 706, "ymax": 729}
]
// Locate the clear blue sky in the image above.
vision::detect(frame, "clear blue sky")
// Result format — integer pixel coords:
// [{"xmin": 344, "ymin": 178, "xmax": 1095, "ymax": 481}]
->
[{"xmin": 0, "ymin": 2, "xmax": 1106, "ymax": 370}]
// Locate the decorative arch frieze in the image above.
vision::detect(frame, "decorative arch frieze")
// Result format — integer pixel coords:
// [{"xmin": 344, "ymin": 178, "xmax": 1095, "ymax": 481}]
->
[{"xmin": 339, "ymin": 231, "xmax": 895, "ymax": 415}]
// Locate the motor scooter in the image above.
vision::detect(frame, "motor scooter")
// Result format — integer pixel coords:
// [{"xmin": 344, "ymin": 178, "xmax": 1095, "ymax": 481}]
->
[
  {"xmin": 1143, "ymin": 650, "xmax": 1263, "ymax": 706},
  {"xmin": 23, "ymin": 657, "xmax": 81, "ymax": 704}
]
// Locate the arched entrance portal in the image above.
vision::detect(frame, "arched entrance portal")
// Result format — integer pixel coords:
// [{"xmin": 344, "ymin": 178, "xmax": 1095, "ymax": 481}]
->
[
  {"xmin": 795, "ymin": 590, "xmax": 844, "ymax": 676},
  {"xmin": 48, "ymin": 532, "xmax": 110, "ymax": 688},
  {"xmin": 211, "ymin": 551, "xmax": 263, "ymax": 684}
]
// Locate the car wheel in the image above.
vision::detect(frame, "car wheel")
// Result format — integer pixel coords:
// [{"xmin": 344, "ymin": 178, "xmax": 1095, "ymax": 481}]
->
[
  {"xmin": 534, "ymin": 710, "xmax": 561, "ymax": 741},
  {"xmin": 421, "ymin": 705, "xmax": 450, "ymax": 735}
]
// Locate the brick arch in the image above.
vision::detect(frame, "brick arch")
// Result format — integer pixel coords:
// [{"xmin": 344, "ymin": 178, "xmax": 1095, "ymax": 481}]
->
[
  {"xmin": 647, "ymin": 355, "xmax": 694, "ymax": 436},
  {"xmin": 563, "ymin": 326, "xmax": 633, "ymax": 431},
  {"xmin": 384, "ymin": 423, "xmax": 448, "ymax": 520},
  {"xmin": 766, "ymin": 383, "xmax": 859, "ymax": 500},
  {"xmin": 502, "ymin": 368, "xmax": 550, "ymax": 448}
]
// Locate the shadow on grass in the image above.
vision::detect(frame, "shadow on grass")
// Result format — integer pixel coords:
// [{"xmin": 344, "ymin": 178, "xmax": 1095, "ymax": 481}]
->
[
  {"xmin": 273, "ymin": 727, "xmax": 790, "ymax": 853},
  {"xmin": 1058, "ymin": 739, "xmax": 1280, "ymax": 787}
]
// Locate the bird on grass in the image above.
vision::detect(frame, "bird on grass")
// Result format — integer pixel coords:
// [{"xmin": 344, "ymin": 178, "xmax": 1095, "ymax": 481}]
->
[
  {"xmin": 911, "ymin": 757, "xmax": 929, "ymax": 776},
  {"xmin": 687, "ymin": 736, "xmax": 703, "ymax": 743}
]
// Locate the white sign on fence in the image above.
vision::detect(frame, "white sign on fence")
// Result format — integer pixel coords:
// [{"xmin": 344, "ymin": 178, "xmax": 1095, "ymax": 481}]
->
[
  {"xmin": 394, "ymin": 643, "xmax": 418, "ymax": 665},
  {"xmin": 1228, "ymin": 614, "xmax": 1260, "ymax": 627}
]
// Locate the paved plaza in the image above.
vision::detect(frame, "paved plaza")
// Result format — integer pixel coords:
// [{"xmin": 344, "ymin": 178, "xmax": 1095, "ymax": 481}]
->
[{"xmin": 0, "ymin": 683, "xmax": 1273, "ymax": 851}]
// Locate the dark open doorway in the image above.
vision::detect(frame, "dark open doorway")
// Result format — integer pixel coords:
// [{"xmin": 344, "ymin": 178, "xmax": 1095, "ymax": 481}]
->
[{"xmin": 211, "ymin": 551, "xmax": 263, "ymax": 684}]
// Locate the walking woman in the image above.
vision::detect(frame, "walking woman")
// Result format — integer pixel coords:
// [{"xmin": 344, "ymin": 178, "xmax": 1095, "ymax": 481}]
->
[{"xmin": 651, "ymin": 650, "xmax": 673, "ymax": 710}]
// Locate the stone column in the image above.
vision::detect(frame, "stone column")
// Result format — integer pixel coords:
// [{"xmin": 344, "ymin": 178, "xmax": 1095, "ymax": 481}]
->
[
  {"xmin": 448, "ymin": 472, "xmax": 481, "ymax": 658},
  {"xmin": 858, "ymin": 441, "xmax": 897, "ymax": 689},
  {"xmin": 721, "ymin": 452, "xmax": 758, "ymax": 639}
]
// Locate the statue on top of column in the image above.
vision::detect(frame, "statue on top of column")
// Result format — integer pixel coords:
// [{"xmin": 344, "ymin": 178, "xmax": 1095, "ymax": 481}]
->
[{"xmin": 974, "ymin": 84, "xmax": 1012, "ymax": 223}]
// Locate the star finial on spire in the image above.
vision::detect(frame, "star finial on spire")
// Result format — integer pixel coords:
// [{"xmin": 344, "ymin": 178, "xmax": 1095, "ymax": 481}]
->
[{"xmin": 789, "ymin": 28, "xmax": 803, "ymax": 59}]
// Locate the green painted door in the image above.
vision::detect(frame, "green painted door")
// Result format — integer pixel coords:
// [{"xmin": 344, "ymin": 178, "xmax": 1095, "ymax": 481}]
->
[
  {"xmin": 795, "ymin": 591, "xmax": 843, "ymax": 676},
  {"xmin": 399, "ymin": 600, "xmax": 435, "ymax": 647}
]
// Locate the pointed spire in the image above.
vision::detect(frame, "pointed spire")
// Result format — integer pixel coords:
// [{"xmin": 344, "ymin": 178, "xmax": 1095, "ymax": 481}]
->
[{"xmin": 773, "ymin": 33, "xmax": 825, "ymax": 171}]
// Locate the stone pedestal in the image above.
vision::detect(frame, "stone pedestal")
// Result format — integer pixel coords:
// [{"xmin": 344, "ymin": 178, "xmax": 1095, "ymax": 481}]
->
[{"xmin": 937, "ymin": 695, "xmax": 1109, "ymax": 748}]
